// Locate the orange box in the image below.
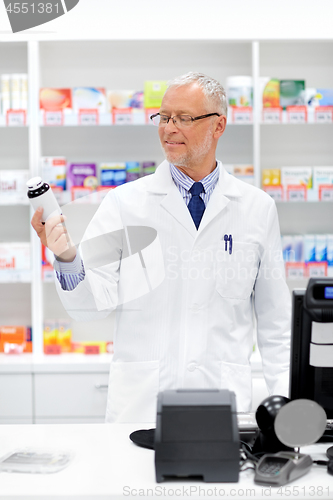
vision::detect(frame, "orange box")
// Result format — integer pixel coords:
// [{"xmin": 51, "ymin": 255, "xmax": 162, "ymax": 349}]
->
[
  {"xmin": 0, "ymin": 326, "xmax": 26, "ymax": 345},
  {"xmin": 40, "ymin": 88, "xmax": 72, "ymax": 111}
]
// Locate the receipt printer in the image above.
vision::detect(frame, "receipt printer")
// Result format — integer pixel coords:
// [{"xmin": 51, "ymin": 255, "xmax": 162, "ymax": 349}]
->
[{"xmin": 154, "ymin": 389, "xmax": 239, "ymax": 483}]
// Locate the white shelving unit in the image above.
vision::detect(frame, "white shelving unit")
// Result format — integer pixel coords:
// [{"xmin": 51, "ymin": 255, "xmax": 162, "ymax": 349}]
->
[{"xmin": 1, "ymin": 39, "xmax": 332, "ymax": 357}]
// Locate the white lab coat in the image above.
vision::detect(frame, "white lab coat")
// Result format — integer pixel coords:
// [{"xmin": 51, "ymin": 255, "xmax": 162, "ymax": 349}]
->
[{"xmin": 55, "ymin": 160, "xmax": 291, "ymax": 423}]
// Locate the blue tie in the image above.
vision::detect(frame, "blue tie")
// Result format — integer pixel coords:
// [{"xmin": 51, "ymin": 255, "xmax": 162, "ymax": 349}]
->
[{"xmin": 188, "ymin": 182, "xmax": 205, "ymax": 229}]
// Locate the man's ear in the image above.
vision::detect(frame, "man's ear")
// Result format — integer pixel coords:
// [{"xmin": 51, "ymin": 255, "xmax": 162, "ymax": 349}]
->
[{"xmin": 213, "ymin": 115, "xmax": 227, "ymax": 139}]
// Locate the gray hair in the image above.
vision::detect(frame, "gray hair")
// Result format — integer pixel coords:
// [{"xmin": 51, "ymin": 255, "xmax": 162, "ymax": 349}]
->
[{"xmin": 166, "ymin": 72, "xmax": 227, "ymax": 117}]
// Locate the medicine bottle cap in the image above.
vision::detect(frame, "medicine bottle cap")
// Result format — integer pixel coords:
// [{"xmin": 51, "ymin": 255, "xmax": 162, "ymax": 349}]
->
[{"xmin": 27, "ymin": 177, "xmax": 43, "ymax": 191}]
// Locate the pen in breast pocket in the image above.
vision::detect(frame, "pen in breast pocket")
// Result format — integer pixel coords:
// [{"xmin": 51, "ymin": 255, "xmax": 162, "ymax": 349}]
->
[{"xmin": 224, "ymin": 234, "xmax": 233, "ymax": 254}]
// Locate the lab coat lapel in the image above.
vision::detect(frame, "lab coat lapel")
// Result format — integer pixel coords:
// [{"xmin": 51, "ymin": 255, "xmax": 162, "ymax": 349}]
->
[
  {"xmin": 147, "ymin": 161, "xmax": 197, "ymax": 238},
  {"xmin": 197, "ymin": 165, "xmax": 242, "ymax": 234}
]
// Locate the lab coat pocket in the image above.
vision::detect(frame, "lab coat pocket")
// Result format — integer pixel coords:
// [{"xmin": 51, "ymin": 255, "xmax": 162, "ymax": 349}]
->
[
  {"xmin": 221, "ymin": 360, "xmax": 252, "ymax": 413},
  {"xmin": 216, "ymin": 241, "xmax": 259, "ymax": 300},
  {"xmin": 106, "ymin": 360, "xmax": 160, "ymax": 423}
]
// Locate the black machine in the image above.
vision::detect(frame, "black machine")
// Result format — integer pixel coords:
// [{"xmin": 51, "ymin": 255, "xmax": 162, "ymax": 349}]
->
[
  {"xmin": 154, "ymin": 389, "xmax": 239, "ymax": 483},
  {"xmin": 290, "ymin": 278, "xmax": 333, "ymax": 419}
]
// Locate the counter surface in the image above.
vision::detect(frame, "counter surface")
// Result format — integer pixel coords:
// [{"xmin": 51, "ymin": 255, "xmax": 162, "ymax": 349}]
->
[
  {"xmin": 0, "ymin": 423, "xmax": 332, "ymax": 500},
  {"xmin": 0, "ymin": 353, "xmax": 264, "ymax": 373}
]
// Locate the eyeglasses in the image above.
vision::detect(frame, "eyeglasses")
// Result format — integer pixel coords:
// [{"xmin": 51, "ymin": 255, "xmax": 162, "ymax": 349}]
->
[{"xmin": 150, "ymin": 113, "xmax": 221, "ymax": 128}]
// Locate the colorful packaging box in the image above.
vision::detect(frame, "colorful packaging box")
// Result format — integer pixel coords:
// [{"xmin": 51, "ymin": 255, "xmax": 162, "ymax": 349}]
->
[
  {"xmin": 126, "ymin": 162, "xmax": 140, "ymax": 182},
  {"xmin": 293, "ymin": 235, "xmax": 304, "ymax": 262},
  {"xmin": 40, "ymin": 88, "xmax": 72, "ymax": 112},
  {"xmin": 144, "ymin": 81, "xmax": 168, "ymax": 108},
  {"xmin": 72, "ymin": 87, "xmax": 107, "ymax": 113},
  {"xmin": 313, "ymin": 166, "xmax": 333, "ymax": 193},
  {"xmin": 0, "ymin": 243, "xmax": 30, "ymax": 270},
  {"xmin": 233, "ymin": 165, "xmax": 254, "ymax": 185},
  {"xmin": 262, "ymin": 79, "xmax": 280, "ymax": 108},
  {"xmin": 41, "ymin": 157, "xmax": 66, "ymax": 190},
  {"xmin": 107, "ymin": 90, "xmax": 143, "ymax": 110},
  {"xmin": 282, "ymin": 235, "xmax": 304, "ymax": 263},
  {"xmin": 43, "ymin": 319, "xmax": 58, "ymax": 347},
  {"xmin": 304, "ymin": 235, "xmax": 316, "ymax": 263},
  {"xmin": 0, "ymin": 325, "xmax": 26, "ymax": 344},
  {"xmin": 66, "ymin": 163, "xmax": 97, "ymax": 191},
  {"xmin": 279, "ymin": 80, "xmax": 305, "ymax": 109},
  {"xmin": 226, "ymin": 76, "xmax": 252, "ymax": 107},
  {"xmin": 0, "ymin": 325, "xmax": 31, "ymax": 354},
  {"xmin": 305, "ymin": 88, "xmax": 333, "ymax": 107},
  {"xmin": 0, "ymin": 170, "xmax": 29, "ymax": 202},
  {"xmin": 282, "ymin": 235, "xmax": 294, "ymax": 262},
  {"xmin": 71, "ymin": 341, "xmax": 108, "ymax": 354},
  {"xmin": 99, "ymin": 162, "xmax": 126, "ymax": 186},
  {"xmin": 315, "ymin": 235, "xmax": 327, "ymax": 262},
  {"xmin": 327, "ymin": 235, "xmax": 333, "ymax": 275},
  {"xmin": 262, "ymin": 169, "xmax": 281, "ymax": 186},
  {"xmin": 57, "ymin": 319, "xmax": 72, "ymax": 353},
  {"xmin": 141, "ymin": 162, "xmax": 156, "ymax": 176},
  {"xmin": 281, "ymin": 167, "xmax": 312, "ymax": 189}
]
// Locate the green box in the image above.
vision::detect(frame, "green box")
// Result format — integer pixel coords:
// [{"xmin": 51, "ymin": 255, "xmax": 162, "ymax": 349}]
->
[
  {"xmin": 144, "ymin": 81, "xmax": 168, "ymax": 109},
  {"xmin": 279, "ymin": 80, "xmax": 305, "ymax": 109}
]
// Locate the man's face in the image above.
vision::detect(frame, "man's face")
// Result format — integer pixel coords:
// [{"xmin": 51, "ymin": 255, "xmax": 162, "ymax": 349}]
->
[{"xmin": 158, "ymin": 84, "xmax": 218, "ymax": 169}]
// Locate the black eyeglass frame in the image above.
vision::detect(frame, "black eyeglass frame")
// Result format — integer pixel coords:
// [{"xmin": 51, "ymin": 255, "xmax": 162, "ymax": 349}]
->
[{"xmin": 150, "ymin": 112, "xmax": 221, "ymax": 126}]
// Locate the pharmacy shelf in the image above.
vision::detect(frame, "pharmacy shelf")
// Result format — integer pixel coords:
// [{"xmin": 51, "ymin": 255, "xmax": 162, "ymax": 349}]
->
[
  {"xmin": 0, "ymin": 270, "xmax": 32, "ymax": 283},
  {"xmin": 0, "ymin": 198, "xmax": 29, "ymax": 205},
  {"xmin": 260, "ymin": 108, "xmax": 333, "ymax": 125},
  {"xmin": 38, "ymin": 112, "xmax": 253, "ymax": 127},
  {"xmin": 0, "ymin": 116, "xmax": 28, "ymax": 127},
  {"xmin": 1, "ymin": 38, "xmax": 333, "ymax": 356}
]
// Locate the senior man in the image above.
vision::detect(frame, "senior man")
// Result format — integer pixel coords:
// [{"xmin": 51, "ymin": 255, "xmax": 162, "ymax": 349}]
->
[{"xmin": 31, "ymin": 72, "xmax": 291, "ymax": 423}]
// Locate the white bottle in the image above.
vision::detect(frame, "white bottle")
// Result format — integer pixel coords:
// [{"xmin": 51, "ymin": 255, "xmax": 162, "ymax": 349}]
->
[{"xmin": 26, "ymin": 176, "xmax": 62, "ymax": 223}]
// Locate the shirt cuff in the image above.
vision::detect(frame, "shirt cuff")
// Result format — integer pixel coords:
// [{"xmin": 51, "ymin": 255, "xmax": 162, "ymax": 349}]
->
[{"xmin": 53, "ymin": 251, "xmax": 83, "ymax": 274}]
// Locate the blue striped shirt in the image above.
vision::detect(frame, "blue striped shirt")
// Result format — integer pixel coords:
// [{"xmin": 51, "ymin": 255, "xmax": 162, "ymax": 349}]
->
[
  {"xmin": 55, "ymin": 162, "xmax": 220, "ymax": 290},
  {"xmin": 169, "ymin": 162, "xmax": 220, "ymax": 207}
]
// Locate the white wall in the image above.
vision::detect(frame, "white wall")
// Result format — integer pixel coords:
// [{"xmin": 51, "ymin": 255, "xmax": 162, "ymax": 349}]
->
[{"xmin": 1, "ymin": 0, "xmax": 333, "ymax": 41}]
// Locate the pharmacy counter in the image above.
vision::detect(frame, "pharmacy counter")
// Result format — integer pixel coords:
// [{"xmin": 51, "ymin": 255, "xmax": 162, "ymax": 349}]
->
[
  {"xmin": 0, "ymin": 423, "xmax": 332, "ymax": 500},
  {"xmin": 0, "ymin": 354, "xmax": 269, "ymax": 424}
]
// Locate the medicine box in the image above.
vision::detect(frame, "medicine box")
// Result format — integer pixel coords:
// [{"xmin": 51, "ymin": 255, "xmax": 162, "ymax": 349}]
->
[
  {"xmin": 281, "ymin": 167, "xmax": 312, "ymax": 189},
  {"xmin": 0, "ymin": 243, "xmax": 30, "ymax": 270},
  {"xmin": 262, "ymin": 169, "xmax": 281, "ymax": 186},
  {"xmin": 99, "ymin": 162, "xmax": 126, "ymax": 186},
  {"xmin": 72, "ymin": 87, "xmax": 107, "ymax": 113},
  {"xmin": 0, "ymin": 170, "xmax": 29, "ymax": 202},
  {"xmin": 144, "ymin": 81, "xmax": 168, "ymax": 109},
  {"xmin": 41, "ymin": 157, "xmax": 66, "ymax": 190},
  {"xmin": 313, "ymin": 166, "xmax": 333, "ymax": 192},
  {"xmin": 262, "ymin": 79, "xmax": 280, "ymax": 108},
  {"xmin": 126, "ymin": 162, "xmax": 140, "ymax": 182},
  {"xmin": 66, "ymin": 163, "xmax": 97, "ymax": 191},
  {"xmin": 107, "ymin": 90, "xmax": 143, "ymax": 111},
  {"xmin": 279, "ymin": 80, "xmax": 305, "ymax": 109},
  {"xmin": 40, "ymin": 88, "xmax": 72, "ymax": 112},
  {"xmin": 0, "ymin": 325, "xmax": 32, "ymax": 353},
  {"xmin": 141, "ymin": 161, "xmax": 156, "ymax": 176}
]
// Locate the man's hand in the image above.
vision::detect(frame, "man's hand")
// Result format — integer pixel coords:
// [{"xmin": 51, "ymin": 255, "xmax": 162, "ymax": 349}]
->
[{"xmin": 31, "ymin": 207, "xmax": 77, "ymax": 263}]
